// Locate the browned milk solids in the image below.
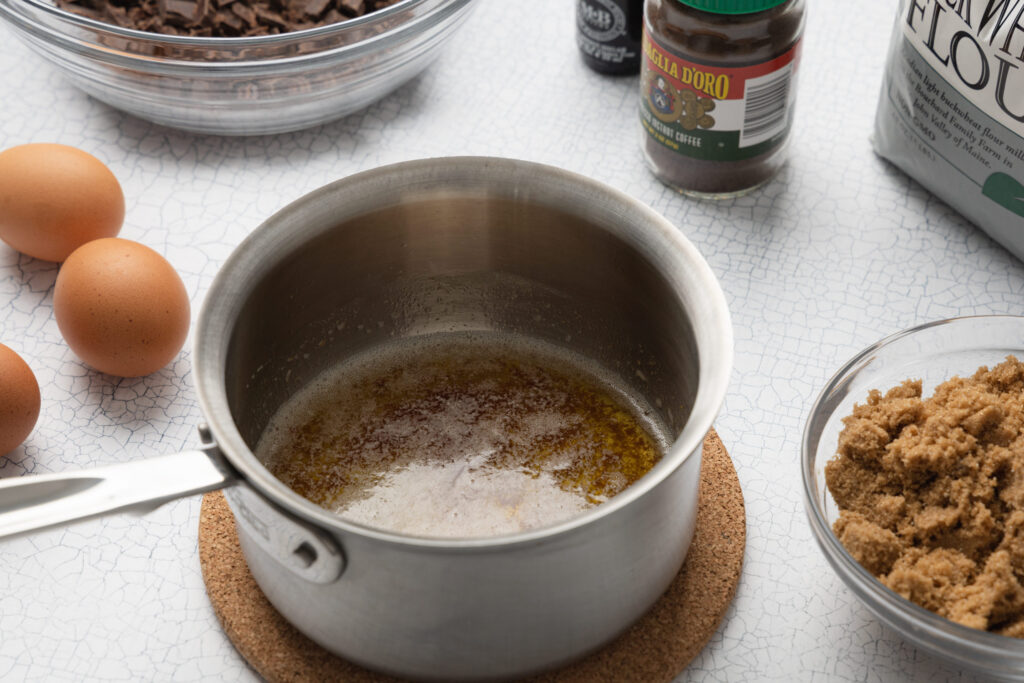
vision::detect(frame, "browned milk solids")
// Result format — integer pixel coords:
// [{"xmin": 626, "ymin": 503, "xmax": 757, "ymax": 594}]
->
[
  {"xmin": 826, "ymin": 357, "xmax": 1024, "ymax": 637},
  {"xmin": 256, "ymin": 333, "xmax": 668, "ymax": 538}
]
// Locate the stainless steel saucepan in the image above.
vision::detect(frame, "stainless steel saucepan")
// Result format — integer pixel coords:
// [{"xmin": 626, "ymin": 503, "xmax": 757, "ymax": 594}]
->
[{"xmin": 0, "ymin": 157, "xmax": 733, "ymax": 680}]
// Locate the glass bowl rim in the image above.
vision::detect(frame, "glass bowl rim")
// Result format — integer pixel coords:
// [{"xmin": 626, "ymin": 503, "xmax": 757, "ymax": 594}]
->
[{"xmin": 800, "ymin": 314, "xmax": 1024, "ymax": 660}]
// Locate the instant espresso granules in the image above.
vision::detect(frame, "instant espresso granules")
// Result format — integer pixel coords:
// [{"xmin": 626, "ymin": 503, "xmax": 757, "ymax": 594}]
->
[
  {"xmin": 640, "ymin": 0, "xmax": 805, "ymax": 197},
  {"xmin": 56, "ymin": 0, "xmax": 399, "ymax": 37}
]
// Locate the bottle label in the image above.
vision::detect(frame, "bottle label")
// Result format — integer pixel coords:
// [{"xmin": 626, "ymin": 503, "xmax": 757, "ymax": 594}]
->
[
  {"xmin": 640, "ymin": 29, "xmax": 801, "ymax": 161},
  {"xmin": 577, "ymin": 0, "xmax": 637, "ymax": 65}
]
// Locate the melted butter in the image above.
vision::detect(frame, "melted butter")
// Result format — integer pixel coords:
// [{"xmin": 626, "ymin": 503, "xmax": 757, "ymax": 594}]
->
[{"xmin": 256, "ymin": 333, "xmax": 668, "ymax": 538}]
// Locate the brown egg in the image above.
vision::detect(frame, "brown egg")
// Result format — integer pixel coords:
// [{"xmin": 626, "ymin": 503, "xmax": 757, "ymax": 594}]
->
[
  {"xmin": 54, "ymin": 238, "xmax": 190, "ymax": 377},
  {"xmin": 0, "ymin": 143, "xmax": 125, "ymax": 262},
  {"xmin": 0, "ymin": 343, "xmax": 41, "ymax": 456}
]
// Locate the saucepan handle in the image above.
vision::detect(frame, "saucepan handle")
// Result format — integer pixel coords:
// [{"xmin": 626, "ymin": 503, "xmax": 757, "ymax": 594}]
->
[{"xmin": 0, "ymin": 447, "xmax": 236, "ymax": 541}]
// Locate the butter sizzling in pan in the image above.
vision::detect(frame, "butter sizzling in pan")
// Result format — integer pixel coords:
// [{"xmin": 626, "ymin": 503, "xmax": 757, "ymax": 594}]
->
[{"xmin": 257, "ymin": 331, "xmax": 668, "ymax": 538}]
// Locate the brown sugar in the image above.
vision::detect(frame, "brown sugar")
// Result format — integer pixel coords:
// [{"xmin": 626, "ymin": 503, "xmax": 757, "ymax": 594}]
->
[{"xmin": 826, "ymin": 356, "xmax": 1024, "ymax": 636}]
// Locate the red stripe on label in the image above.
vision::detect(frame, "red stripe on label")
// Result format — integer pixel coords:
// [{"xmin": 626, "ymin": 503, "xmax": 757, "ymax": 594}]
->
[{"xmin": 642, "ymin": 36, "xmax": 801, "ymax": 101}]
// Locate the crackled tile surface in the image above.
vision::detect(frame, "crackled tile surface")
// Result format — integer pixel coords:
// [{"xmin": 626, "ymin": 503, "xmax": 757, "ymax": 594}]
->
[{"xmin": 0, "ymin": 1, "xmax": 1020, "ymax": 681}]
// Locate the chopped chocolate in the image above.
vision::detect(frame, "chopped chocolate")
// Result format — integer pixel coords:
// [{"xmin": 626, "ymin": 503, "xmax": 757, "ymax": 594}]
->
[
  {"xmin": 214, "ymin": 9, "xmax": 245, "ymax": 32},
  {"xmin": 56, "ymin": 0, "xmax": 400, "ymax": 37},
  {"xmin": 339, "ymin": 0, "xmax": 365, "ymax": 16},
  {"xmin": 230, "ymin": 2, "xmax": 256, "ymax": 27},
  {"xmin": 103, "ymin": 3, "xmax": 131, "ymax": 27},
  {"xmin": 160, "ymin": 0, "xmax": 209, "ymax": 26},
  {"xmin": 295, "ymin": 0, "xmax": 330, "ymax": 20},
  {"xmin": 252, "ymin": 4, "xmax": 288, "ymax": 29}
]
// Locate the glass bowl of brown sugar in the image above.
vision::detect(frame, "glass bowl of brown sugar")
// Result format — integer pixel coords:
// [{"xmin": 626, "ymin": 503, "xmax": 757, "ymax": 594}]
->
[
  {"xmin": 802, "ymin": 315, "xmax": 1024, "ymax": 681},
  {"xmin": 0, "ymin": 0, "xmax": 474, "ymax": 135}
]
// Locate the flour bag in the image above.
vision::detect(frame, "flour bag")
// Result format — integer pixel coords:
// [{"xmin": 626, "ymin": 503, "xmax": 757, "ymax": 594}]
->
[{"xmin": 874, "ymin": 0, "xmax": 1024, "ymax": 260}]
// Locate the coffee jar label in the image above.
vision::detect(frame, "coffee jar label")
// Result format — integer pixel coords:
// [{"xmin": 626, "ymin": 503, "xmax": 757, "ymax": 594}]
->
[{"xmin": 640, "ymin": 31, "xmax": 801, "ymax": 162}]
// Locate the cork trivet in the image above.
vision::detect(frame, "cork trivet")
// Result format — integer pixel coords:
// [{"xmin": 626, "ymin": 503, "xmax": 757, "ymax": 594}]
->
[{"xmin": 198, "ymin": 428, "xmax": 745, "ymax": 683}]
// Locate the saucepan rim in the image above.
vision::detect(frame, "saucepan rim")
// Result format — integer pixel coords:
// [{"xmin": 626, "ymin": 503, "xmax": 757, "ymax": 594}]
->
[{"xmin": 194, "ymin": 156, "xmax": 734, "ymax": 549}]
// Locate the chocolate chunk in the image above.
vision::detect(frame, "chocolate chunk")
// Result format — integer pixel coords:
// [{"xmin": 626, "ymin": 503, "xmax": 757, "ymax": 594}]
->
[
  {"xmin": 252, "ymin": 5, "xmax": 288, "ymax": 28},
  {"xmin": 214, "ymin": 9, "xmax": 245, "ymax": 32},
  {"xmin": 230, "ymin": 2, "xmax": 257, "ymax": 28},
  {"xmin": 296, "ymin": 0, "xmax": 331, "ymax": 19},
  {"xmin": 340, "ymin": 0, "xmax": 365, "ymax": 16},
  {"xmin": 159, "ymin": 0, "xmax": 208, "ymax": 25}
]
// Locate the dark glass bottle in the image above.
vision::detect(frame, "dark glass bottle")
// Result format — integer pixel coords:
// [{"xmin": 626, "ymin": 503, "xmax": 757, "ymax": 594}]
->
[
  {"xmin": 576, "ymin": 0, "xmax": 644, "ymax": 75},
  {"xmin": 640, "ymin": 0, "xmax": 805, "ymax": 196}
]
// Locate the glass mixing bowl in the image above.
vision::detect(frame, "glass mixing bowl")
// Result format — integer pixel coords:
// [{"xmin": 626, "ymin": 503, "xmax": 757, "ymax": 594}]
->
[
  {"xmin": 802, "ymin": 315, "xmax": 1024, "ymax": 681},
  {"xmin": 0, "ymin": 0, "xmax": 475, "ymax": 135}
]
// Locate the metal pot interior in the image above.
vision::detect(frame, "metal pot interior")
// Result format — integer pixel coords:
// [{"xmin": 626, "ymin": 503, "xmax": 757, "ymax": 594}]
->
[{"xmin": 222, "ymin": 195, "xmax": 700, "ymax": 486}]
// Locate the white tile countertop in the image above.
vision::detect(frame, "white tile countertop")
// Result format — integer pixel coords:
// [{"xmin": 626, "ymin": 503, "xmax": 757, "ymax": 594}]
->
[{"xmin": 0, "ymin": 1, "xmax": 1020, "ymax": 681}]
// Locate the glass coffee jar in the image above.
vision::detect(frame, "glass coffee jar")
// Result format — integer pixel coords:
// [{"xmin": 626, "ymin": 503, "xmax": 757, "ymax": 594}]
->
[{"xmin": 640, "ymin": 0, "xmax": 805, "ymax": 197}]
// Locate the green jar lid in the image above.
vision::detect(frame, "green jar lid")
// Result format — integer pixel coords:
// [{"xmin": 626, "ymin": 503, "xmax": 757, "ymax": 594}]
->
[{"xmin": 674, "ymin": 0, "xmax": 789, "ymax": 14}]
